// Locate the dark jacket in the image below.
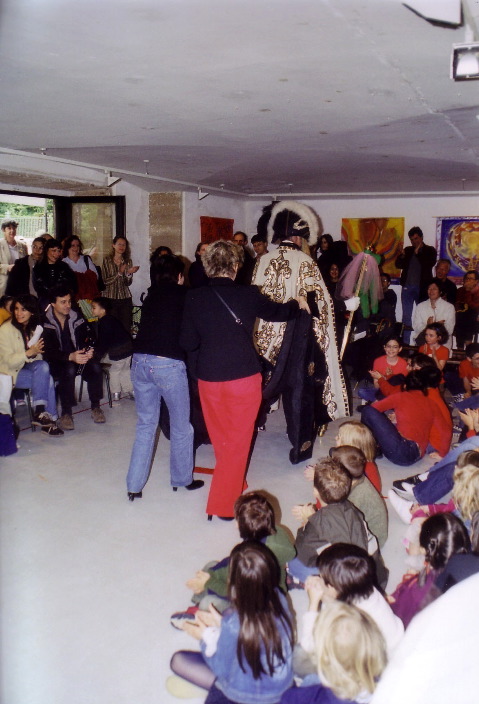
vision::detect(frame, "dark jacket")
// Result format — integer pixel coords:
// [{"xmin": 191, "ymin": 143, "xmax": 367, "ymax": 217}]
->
[
  {"xmin": 134, "ymin": 282, "xmax": 187, "ymax": 360},
  {"xmin": 188, "ymin": 256, "xmax": 209, "ymax": 288},
  {"xmin": 180, "ymin": 277, "xmax": 300, "ymax": 382},
  {"xmin": 395, "ymin": 243, "xmax": 437, "ymax": 300},
  {"xmin": 42, "ymin": 307, "xmax": 92, "ymax": 362},
  {"xmin": 33, "ymin": 260, "xmax": 78, "ymax": 302},
  {"xmin": 95, "ymin": 314, "xmax": 133, "ymax": 361},
  {"xmin": 295, "ymin": 501, "xmax": 368, "ymax": 567},
  {"xmin": 6, "ymin": 255, "xmax": 35, "ymax": 297},
  {"xmin": 234, "ymin": 249, "xmax": 256, "ymax": 285}
]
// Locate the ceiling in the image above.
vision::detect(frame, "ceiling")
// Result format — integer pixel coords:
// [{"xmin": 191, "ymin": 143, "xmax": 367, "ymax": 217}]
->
[{"xmin": 1, "ymin": 0, "xmax": 479, "ymax": 197}]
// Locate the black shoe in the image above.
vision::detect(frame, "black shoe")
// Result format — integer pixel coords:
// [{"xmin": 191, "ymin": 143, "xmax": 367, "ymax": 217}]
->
[
  {"xmin": 128, "ymin": 491, "xmax": 143, "ymax": 501},
  {"xmin": 172, "ymin": 479, "xmax": 204, "ymax": 492},
  {"xmin": 392, "ymin": 474, "xmax": 425, "ymax": 499}
]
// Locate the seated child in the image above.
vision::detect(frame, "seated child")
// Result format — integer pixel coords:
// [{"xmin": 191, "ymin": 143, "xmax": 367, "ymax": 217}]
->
[
  {"xmin": 288, "ymin": 458, "xmax": 368, "ymax": 584},
  {"xmin": 171, "ymin": 491, "xmax": 295, "ymax": 626},
  {"xmin": 330, "ymin": 445, "xmax": 388, "ymax": 549},
  {"xmin": 292, "ymin": 543, "xmax": 402, "ymax": 686},
  {"xmin": 304, "ymin": 421, "xmax": 382, "ymax": 493},
  {"xmin": 388, "ymin": 448, "xmax": 479, "ymax": 568},
  {"xmin": 358, "ymin": 334, "xmax": 408, "ymax": 404},
  {"xmin": 389, "ymin": 513, "xmax": 470, "ymax": 628},
  {"xmin": 0, "ymin": 295, "xmax": 14, "ymax": 325},
  {"xmin": 169, "ymin": 541, "xmax": 294, "ymax": 703},
  {"xmin": 284, "ymin": 601, "xmax": 388, "ymax": 704},
  {"xmin": 452, "ymin": 342, "xmax": 479, "ymax": 413},
  {"xmin": 91, "ymin": 297, "xmax": 134, "ymax": 401}
]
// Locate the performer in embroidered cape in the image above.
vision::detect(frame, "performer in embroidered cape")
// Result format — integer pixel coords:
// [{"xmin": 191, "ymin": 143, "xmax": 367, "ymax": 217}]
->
[{"xmin": 252, "ymin": 200, "xmax": 356, "ymax": 464}]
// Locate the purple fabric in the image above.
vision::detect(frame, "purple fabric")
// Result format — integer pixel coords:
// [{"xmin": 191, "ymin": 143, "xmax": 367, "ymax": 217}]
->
[{"xmin": 390, "ymin": 569, "xmax": 437, "ymax": 628}]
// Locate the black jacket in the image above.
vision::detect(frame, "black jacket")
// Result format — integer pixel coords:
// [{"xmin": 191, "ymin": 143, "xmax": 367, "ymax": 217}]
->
[
  {"xmin": 33, "ymin": 260, "xmax": 78, "ymax": 302},
  {"xmin": 134, "ymin": 282, "xmax": 187, "ymax": 361},
  {"xmin": 6, "ymin": 255, "xmax": 35, "ymax": 297},
  {"xmin": 180, "ymin": 277, "xmax": 300, "ymax": 382},
  {"xmin": 395, "ymin": 243, "xmax": 437, "ymax": 300}
]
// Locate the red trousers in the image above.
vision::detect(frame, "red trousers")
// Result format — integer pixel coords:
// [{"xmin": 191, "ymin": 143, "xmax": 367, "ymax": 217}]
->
[{"xmin": 198, "ymin": 374, "xmax": 262, "ymax": 517}]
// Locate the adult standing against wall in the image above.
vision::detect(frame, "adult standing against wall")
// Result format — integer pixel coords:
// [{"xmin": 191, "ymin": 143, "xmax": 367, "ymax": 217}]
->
[
  {"xmin": 33, "ymin": 238, "xmax": 78, "ymax": 312},
  {"xmin": 180, "ymin": 240, "xmax": 307, "ymax": 520},
  {"xmin": 101, "ymin": 235, "xmax": 139, "ymax": 333},
  {"xmin": 395, "ymin": 226, "xmax": 437, "ymax": 343},
  {"xmin": 0, "ymin": 220, "xmax": 28, "ymax": 297}
]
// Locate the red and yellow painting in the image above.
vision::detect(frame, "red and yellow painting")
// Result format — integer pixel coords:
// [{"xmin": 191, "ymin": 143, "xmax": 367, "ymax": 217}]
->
[{"xmin": 341, "ymin": 217, "xmax": 404, "ymax": 279}]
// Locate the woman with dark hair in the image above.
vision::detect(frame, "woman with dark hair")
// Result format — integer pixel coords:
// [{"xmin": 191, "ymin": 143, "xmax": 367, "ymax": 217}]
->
[
  {"xmin": 126, "ymin": 255, "xmax": 203, "ymax": 500},
  {"xmin": 361, "ymin": 369, "xmax": 443, "ymax": 466},
  {"xmin": 315, "ymin": 234, "xmax": 334, "ymax": 277},
  {"xmin": 0, "ymin": 294, "xmax": 62, "ymax": 435},
  {"xmin": 412, "ymin": 278, "xmax": 455, "ymax": 349},
  {"xmin": 33, "ymin": 238, "xmax": 77, "ymax": 310},
  {"xmin": 180, "ymin": 239, "xmax": 308, "ymax": 520},
  {"xmin": 62, "ymin": 235, "xmax": 100, "ymax": 321},
  {"xmin": 101, "ymin": 235, "xmax": 139, "ymax": 333},
  {"xmin": 390, "ymin": 512, "xmax": 470, "ymax": 627},
  {"xmin": 170, "ymin": 541, "xmax": 294, "ymax": 703},
  {"xmin": 188, "ymin": 241, "xmax": 209, "ymax": 288}
]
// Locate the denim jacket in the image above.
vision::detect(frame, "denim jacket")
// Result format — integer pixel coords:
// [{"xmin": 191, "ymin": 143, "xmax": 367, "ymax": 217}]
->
[{"xmin": 200, "ymin": 591, "xmax": 293, "ymax": 704}]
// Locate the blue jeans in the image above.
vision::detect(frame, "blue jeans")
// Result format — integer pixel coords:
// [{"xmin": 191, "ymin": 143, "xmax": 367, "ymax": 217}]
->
[
  {"xmin": 126, "ymin": 354, "xmax": 194, "ymax": 492},
  {"xmin": 414, "ymin": 436, "xmax": 479, "ymax": 504},
  {"xmin": 16, "ymin": 360, "xmax": 57, "ymax": 418},
  {"xmin": 287, "ymin": 556, "xmax": 319, "ymax": 583},
  {"xmin": 401, "ymin": 285, "xmax": 419, "ymax": 344},
  {"xmin": 361, "ymin": 404, "xmax": 422, "ymax": 466}
]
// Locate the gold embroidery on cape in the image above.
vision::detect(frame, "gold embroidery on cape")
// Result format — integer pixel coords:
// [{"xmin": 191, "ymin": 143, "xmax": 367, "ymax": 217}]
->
[
  {"xmin": 307, "ymin": 362, "xmax": 315, "ymax": 376},
  {"xmin": 300, "ymin": 441, "xmax": 312, "ymax": 452},
  {"xmin": 261, "ymin": 251, "xmax": 292, "ymax": 303}
]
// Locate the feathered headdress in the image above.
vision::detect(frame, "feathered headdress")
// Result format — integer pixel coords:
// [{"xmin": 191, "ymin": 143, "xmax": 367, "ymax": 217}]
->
[{"xmin": 267, "ymin": 200, "xmax": 320, "ymax": 245}]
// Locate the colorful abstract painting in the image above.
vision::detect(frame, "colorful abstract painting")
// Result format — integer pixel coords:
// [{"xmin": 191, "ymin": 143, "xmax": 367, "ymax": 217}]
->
[
  {"xmin": 436, "ymin": 217, "xmax": 479, "ymax": 284},
  {"xmin": 341, "ymin": 217, "xmax": 404, "ymax": 280}
]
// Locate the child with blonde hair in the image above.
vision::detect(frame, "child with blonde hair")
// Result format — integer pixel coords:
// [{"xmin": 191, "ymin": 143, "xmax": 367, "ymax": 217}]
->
[
  {"xmin": 304, "ymin": 420, "xmax": 381, "ymax": 493},
  {"xmin": 282, "ymin": 601, "xmax": 388, "ymax": 704}
]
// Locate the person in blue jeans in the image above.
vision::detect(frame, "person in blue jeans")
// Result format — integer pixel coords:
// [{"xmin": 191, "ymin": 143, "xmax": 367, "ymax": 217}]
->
[
  {"xmin": 0, "ymin": 294, "xmax": 62, "ymax": 436},
  {"xmin": 126, "ymin": 255, "xmax": 203, "ymax": 501},
  {"xmin": 393, "ymin": 409, "xmax": 479, "ymax": 505}
]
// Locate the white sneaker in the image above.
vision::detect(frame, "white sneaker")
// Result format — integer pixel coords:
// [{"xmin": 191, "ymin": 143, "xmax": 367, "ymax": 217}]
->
[{"xmin": 388, "ymin": 490, "xmax": 413, "ymax": 524}]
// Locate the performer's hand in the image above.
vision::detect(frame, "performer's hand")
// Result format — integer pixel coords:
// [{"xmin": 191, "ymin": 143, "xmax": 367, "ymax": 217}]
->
[
  {"xmin": 344, "ymin": 296, "xmax": 360, "ymax": 312},
  {"xmin": 296, "ymin": 296, "xmax": 310, "ymax": 313}
]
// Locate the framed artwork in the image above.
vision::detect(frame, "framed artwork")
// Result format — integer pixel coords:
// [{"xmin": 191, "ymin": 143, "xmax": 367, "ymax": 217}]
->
[
  {"xmin": 341, "ymin": 217, "xmax": 404, "ymax": 280},
  {"xmin": 200, "ymin": 216, "xmax": 234, "ymax": 244},
  {"xmin": 436, "ymin": 217, "xmax": 479, "ymax": 284}
]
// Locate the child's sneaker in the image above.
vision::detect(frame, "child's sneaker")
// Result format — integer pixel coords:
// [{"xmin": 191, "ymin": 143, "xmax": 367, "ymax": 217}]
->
[{"xmin": 170, "ymin": 605, "xmax": 198, "ymax": 630}]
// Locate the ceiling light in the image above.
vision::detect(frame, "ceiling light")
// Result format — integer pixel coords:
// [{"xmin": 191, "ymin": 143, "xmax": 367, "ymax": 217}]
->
[
  {"xmin": 198, "ymin": 187, "xmax": 209, "ymax": 200},
  {"xmin": 451, "ymin": 43, "xmax": 479, "ymax": 80}
]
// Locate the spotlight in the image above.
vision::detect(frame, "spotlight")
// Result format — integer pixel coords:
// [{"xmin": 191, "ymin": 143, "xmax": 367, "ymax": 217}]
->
[
  {"xmin": 198, "ymin": 187, "xmax": 209, "ymax": 200},
  {"xmin": 451, "ymin": 43, "xmax": 479, "ymax": 80}
]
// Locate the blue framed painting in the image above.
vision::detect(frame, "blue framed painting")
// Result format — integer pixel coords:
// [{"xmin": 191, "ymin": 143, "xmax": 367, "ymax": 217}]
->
[{"xmin": 436, "ymin": 216, "xmax": 479, "ymax": 284}]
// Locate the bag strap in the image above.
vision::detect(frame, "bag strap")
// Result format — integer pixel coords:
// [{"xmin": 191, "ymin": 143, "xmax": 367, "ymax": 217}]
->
[{"xmin": 212, "ymin": 289, "xmax": 244, "ymax": 327}]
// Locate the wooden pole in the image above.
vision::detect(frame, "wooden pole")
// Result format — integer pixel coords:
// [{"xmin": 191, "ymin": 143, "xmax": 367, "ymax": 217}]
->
[{"xmin": 339, "ymin": 254, "xmax": 369, "ymax": 361}]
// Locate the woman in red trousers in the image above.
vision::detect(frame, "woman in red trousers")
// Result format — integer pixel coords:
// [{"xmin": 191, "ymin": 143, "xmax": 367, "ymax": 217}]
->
[{"xmin": 180, "ymin": 240, "xmax": 308, "ymax": 520}]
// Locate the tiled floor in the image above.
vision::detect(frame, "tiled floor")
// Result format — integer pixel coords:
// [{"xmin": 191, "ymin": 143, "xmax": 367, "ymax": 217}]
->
[{"xmin": 1, "ymin": 390, "xmax": 435, "ymax": 704}]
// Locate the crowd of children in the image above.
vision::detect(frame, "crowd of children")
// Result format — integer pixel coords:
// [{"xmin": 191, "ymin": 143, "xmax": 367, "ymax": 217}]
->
[{"xmin": 161, "ymin": 321, "xmax": 479, "ymax": 704}]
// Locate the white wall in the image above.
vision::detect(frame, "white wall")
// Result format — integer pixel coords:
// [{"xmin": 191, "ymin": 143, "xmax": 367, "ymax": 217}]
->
[
  {"xmin": 113, "ymin": 181, "xmax": 151, "ymax": 304},
  {"xmin": 182, "ymin": 192, "xmax": 249, "ymax": 260}
]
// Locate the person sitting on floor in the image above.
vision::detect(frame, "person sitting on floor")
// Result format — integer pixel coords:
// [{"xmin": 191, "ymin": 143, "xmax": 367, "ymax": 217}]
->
[
  {"xmin": 91, "ymin": 297, "xmax": 134, "ymax": 402},
  {"xmin": 287, "ymin": 457, "xmax": 368, "ymax": 585},
  {"xmin": 171, "ymin": 491, "xmax": 295, "ymax": 626},
  {"xmin": 42, "ymin": 284, "xmax": 105, "ymax": 431}
]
